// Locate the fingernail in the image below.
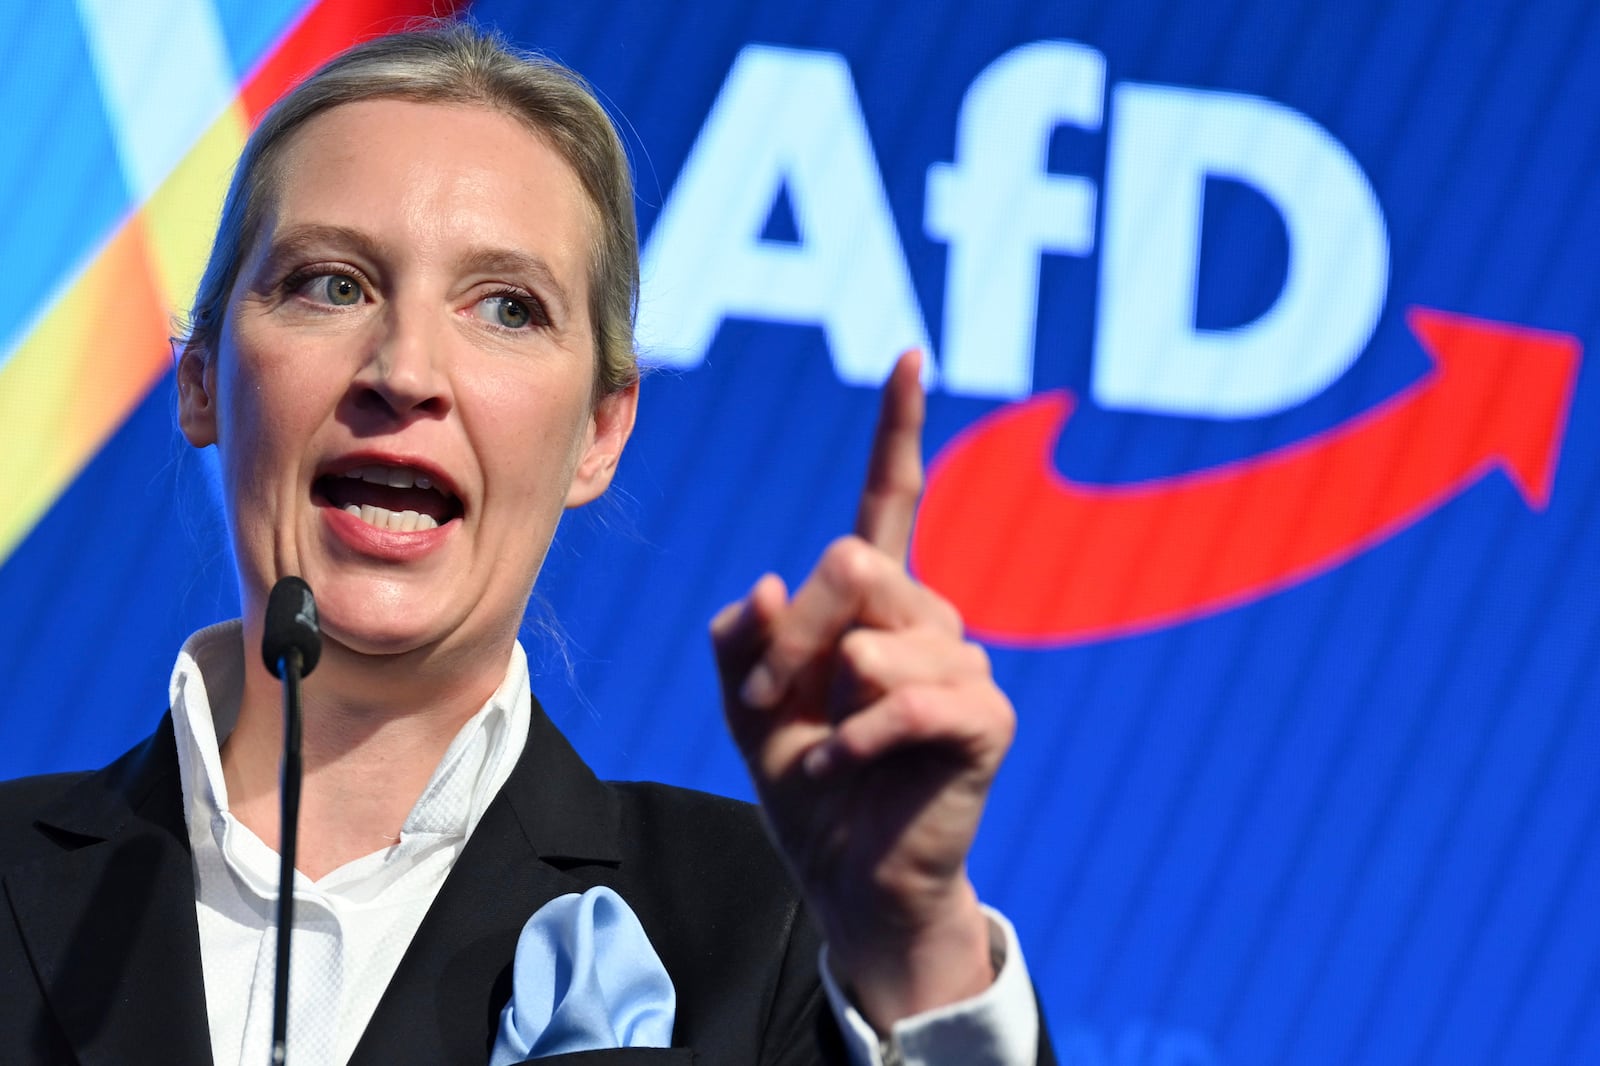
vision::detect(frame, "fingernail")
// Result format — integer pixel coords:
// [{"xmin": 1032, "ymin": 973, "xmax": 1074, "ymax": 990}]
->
[
  {"xmin": 803, "ymin": 744, "xmax": 833, "ymax": 777},
  {"xmin": 741, "ymin": 663, "xmax": 778, "ymax": 708}
]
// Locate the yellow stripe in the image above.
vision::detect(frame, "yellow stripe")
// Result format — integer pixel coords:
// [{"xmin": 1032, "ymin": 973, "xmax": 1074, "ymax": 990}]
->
[
  {"xmin": 0, "ymin": 221, "xmax": 168, "ymax": 558},
  {"xmin": 0, "ymin": 105, "xmax": 246, "ymax": 562},
  {"xmin": 145, "ymin": 102, "xmax": 248, "ymax": 311}
]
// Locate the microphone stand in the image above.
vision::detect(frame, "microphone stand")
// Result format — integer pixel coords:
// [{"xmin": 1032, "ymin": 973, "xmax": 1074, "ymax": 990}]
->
[{"xmin": 271, "ymin": 646, "xmax": 305, "ymax": 1066}]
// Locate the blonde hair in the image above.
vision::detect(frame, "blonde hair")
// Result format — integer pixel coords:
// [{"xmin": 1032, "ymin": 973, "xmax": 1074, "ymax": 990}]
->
[{"xmin": 185, "ymin": 22, "xmax": 639, "ymax": 394}]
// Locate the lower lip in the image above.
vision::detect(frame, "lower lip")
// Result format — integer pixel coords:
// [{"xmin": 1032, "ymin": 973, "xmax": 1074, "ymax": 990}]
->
[{"xmin": 321, "ymin": 503, "xmax": 457, "ymax": 561}]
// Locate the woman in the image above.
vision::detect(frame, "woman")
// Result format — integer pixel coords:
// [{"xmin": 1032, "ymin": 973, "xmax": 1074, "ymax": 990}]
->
[{"xmin": 0, "ymin": 23, "xmax": 1046, "ymax": 1065}]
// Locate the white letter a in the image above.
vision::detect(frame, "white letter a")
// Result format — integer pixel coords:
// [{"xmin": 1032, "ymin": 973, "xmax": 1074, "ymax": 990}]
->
[{"xmin": 638, "ymin": 45, "xmax": 932, "ymax": 386}]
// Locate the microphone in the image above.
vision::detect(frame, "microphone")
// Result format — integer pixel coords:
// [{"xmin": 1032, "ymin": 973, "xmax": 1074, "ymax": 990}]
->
[
  {"xmin": 263, "ymin": 576, "xmax": 321, "ymax": 679},
  {"xmin": 262, "ymin": 576, "xmax": 320, "ymax": 1065}
]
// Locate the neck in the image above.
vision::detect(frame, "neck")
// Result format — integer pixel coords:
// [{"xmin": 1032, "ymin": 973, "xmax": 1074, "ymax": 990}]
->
[{"xmin": 220, "ymin": 626, "xmax": 513, "ymax": 880}]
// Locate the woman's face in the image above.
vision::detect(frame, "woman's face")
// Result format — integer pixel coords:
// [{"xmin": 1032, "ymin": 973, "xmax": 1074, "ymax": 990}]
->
[{"xmin": 180, "ymin": 98, "xmax": 635, "ymax": 666}]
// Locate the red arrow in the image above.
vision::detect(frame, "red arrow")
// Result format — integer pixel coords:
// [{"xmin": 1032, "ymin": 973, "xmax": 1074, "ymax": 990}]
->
[
  {"xmin": 241, "ymin": 0, "xmax": 469, "ymax": 123},
  {"xmin": 911, "ymin": 308, "xmax": 1582, "ymax": 646}
]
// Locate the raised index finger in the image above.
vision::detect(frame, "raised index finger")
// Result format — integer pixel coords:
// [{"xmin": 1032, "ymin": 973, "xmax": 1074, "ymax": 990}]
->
[{"xmin": 854, "ymin": 349, "xmax": 926, "ymax": 566}]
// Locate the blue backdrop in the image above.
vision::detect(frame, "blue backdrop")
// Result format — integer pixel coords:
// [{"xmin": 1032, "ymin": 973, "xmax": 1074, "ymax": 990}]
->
[{"xmin": 2, "ymin": 2, "xmax": 1597, "ymax": 1062}]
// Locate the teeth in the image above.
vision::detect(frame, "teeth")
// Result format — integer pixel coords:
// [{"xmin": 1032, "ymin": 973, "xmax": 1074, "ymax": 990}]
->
[
  {"xmin": 339, "ymin": 465, "xmax": 440, "ymax": 491},
  {"xmin": 345, "ymin": 503, "xmax": 438, "ymax": 532}
]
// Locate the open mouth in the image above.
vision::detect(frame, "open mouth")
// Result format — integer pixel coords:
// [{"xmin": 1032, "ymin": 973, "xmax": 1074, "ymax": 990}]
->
[{"xmin": 314, "ymin": 464, "xmax": 463, "ymax": 532}]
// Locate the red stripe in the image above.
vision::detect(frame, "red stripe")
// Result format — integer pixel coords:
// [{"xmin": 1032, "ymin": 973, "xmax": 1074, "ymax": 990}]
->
[{"xmin": 240, "ymin": 0, "xmax": 469, "ymax": 123}]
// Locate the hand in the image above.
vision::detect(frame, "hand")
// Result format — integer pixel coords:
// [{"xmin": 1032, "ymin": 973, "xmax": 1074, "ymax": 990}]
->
[{"xmin": 711, "ymin": 351, "xmax": 1017, "ymax": 1030}]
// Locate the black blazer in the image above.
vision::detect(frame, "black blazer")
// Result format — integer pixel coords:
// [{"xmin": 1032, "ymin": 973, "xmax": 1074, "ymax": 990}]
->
[{"xmin": 0, "ymin": 701, "xmax": 1052, "ymax": 1065}]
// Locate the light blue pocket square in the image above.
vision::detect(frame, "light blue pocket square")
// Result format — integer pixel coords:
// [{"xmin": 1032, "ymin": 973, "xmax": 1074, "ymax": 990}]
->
[{"xmin": 489, "ymin": 886, "xmax": 677, "ymax": 1063}]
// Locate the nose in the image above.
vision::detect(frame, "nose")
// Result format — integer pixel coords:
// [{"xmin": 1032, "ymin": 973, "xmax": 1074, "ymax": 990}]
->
[{"xmin": 353, "ymin": 296, "xmax": 453, "ymax": 420}]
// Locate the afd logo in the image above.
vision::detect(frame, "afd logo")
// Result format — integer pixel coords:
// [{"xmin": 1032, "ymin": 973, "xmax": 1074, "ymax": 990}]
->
[{"xmin": 639, "ymin": 41, "xmax": 1581, "ymax": 645}]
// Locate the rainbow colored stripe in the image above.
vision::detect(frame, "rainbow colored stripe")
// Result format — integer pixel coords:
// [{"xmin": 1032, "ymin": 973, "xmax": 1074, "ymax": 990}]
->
[{"xmin": 0, "ymin": 0, "xmax": 457, "ymax": 564}]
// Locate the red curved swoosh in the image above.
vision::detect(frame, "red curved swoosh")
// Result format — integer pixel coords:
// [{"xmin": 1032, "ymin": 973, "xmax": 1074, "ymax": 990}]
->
[
  {"xmin": 242, "ymin": 0, "xmax": 470, "ymax": 124},
  {"xmin": 911, "ymin": 307, "xmax": 1581, "ymax": 646}
]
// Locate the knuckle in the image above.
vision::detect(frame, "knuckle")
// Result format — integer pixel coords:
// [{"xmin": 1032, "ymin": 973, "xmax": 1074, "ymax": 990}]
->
[
  {"xmin": 960, "ymin": 639, "xmax": 992, "ymax": 676},
  {"xmin": 768, "ymin": 631, "xmax": 813, "ymax": 671},
  {"xmin": 993, "ymin": 705, "xmax": 1018, "ymax": 749},
  {"xmin": 897, "ymin": 453, "xmax": 926, "ymax": 494},
  {"xmin": 918, "ymin": 585, "xmax": 964, "ymax": 634},
  {"xmin": 821, "ymin": 535, "xmax": 879, "ymax": 588},
  {"xmin": 896, "ymin": 465, "xmax": 925, "ymax": 500},
  {"xmin": 873, "ymin": 460, "xmax": 923, "ymax": 499},
  {"xmin": 973, "ymin": 684, "xmax": 1018, "ymax": 745},
  {"xmin": 884, "ymin": 686, "xmax": 930, "ymax": 732},
  {"xmin": 839, "ymin": 627, "xmax": 881, "ymax": 675},
  {"xmin": 834, "ymin": 717, "xmax": 875, "ymax": 760},
  {"xmin": 932, "ymin": 597, "xmax": 964, "ymax": 635}
]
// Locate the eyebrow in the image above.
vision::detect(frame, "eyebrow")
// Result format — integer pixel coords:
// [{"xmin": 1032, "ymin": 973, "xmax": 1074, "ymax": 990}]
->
[
  {"xmin": 259, "ymin": 223, "xmax": 575, "ymax": 320},
  {"xmin": 458, "ymin": 248, "xmax": 574, "ymax": 320},
  {"xmin": 260, "ymin": 223, "xmax": 380, "ymax": 270}
]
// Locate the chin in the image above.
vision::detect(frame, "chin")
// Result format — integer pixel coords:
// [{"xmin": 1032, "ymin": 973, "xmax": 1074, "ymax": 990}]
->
[{"xmin": 310, "ymin": 581, "xmax": 468, "ymax": 660}]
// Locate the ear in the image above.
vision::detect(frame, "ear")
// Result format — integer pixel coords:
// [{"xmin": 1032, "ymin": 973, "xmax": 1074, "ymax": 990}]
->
[
  {"xmin": 566, "ymin": 379, "xmax": 639, "ymax": 508},
  {"xmin": 176, "ymin": 340, "xmax": 218, "ymax": 448}
]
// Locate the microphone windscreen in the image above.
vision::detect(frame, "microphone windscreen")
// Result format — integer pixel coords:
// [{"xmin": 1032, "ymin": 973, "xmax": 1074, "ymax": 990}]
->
[{"xmin": 262, "ymin": 576, "xmax": 322, "ymax": 679}]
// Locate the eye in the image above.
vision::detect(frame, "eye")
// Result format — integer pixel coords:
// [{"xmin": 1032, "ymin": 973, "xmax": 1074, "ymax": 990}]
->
[
  {"xmin": 290, "ymin": 271, "xmax": 365, "ymax": 307},
  {"xmin": 474, "ymin": 293, "xmax": 543, "ymax": 330},
  {"xmin": 317, "ymin": 274, "xmax": 363, "ymax": 306}
]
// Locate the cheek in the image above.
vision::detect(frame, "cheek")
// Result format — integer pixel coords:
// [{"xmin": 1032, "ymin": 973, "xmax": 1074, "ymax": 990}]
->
[
  {"xmin": 211, "ymin": 347, "xmax": 331, "ymax": 501},
  {"xmin": 218, "ymin": 366, "xmax": 289, "ymax": 465},
  {"xmin": 467, "ymin": 367, "xmax": 596, "ymax": 501}
]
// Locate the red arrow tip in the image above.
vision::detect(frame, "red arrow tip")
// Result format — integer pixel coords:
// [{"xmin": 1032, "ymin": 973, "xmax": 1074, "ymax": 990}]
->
[{"xmin": 1406, "ymin": 306, "xmax": 1582, "ymax": 510}]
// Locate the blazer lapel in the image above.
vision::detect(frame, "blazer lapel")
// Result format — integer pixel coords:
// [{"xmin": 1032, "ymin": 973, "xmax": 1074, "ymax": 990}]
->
[
  {"xmin": 350, "ymin": 697, "xmax": 625, "ymax": 1066},
  {"xmin": 4, "ymin": 718, "xmax": 213, "ymax": 1066}
]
